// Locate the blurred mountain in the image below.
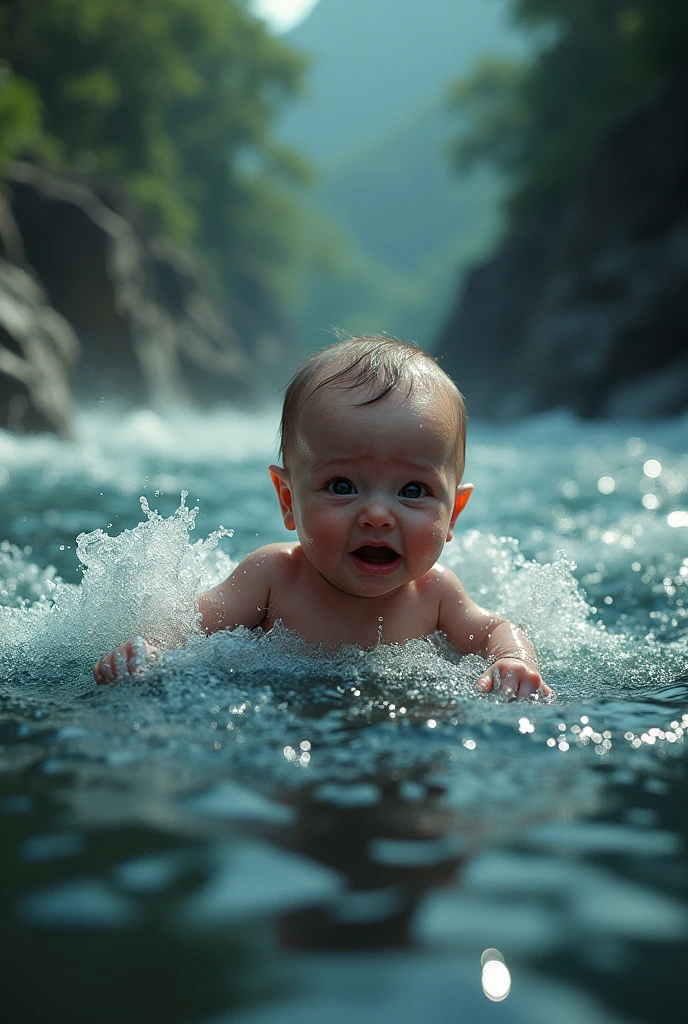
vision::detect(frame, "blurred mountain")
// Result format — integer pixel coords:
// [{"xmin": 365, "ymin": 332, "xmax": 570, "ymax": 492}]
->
[
  {"xmin": 278, "ymin": 0, "xmax": 527, "ymax": 349},
  {"xmin": 319, "ymin": 99, "xmax": 499, "ymax": 275},
  {"xmin": 281, "ymin": 0, "xmax": 524, "ymax": 164}
]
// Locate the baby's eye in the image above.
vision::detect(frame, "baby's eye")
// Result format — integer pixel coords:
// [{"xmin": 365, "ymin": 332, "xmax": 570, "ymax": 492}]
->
[
  {"xmin": 399, "ymin": 482, "xmax": 427, "ymax": 499},
  {"xmin": 327, "ymin": 477, "xmax": 356, "ymax": 496}
]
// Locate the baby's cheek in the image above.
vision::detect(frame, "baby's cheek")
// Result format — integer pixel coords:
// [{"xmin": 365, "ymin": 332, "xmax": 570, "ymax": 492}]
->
[
  {"xmin": 411, "ymin": 519, "xmax": 447, "ymax": 562},
  {"xmin": 299, "ymin": 508, "xmax": 342, "ymax": 551},
  {"xmin": 427, "ymin": 514, "xmax": 451, "ymax": 547}
]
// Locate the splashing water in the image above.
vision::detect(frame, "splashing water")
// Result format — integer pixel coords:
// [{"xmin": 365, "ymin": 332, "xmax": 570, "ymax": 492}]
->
[
  {"xmin": 1, "ymin": 410, "xmax": 686, "ymax": 804},
  {"xmin": 0, "ymin": 491, "xmax": 232, "ymax": 686},
  {"xmin": 1, "ymin": 408, "xmax": 687, "ymax": 1024}
]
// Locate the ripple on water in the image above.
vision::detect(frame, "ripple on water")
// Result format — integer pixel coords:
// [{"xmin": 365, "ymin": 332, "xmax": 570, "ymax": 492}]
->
[{"xmin": 0, "ymin": 415, "xmax": 686, "ymax": 835}]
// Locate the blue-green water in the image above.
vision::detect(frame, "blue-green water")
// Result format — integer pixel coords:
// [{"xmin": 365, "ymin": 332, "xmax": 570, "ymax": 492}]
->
[{"xmin": 1, "ymin": 408, "xmax": 687, "ymax": 1023}]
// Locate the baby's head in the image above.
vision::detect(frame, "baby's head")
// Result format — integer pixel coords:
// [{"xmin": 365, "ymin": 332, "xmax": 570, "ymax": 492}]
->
[
  {"xmin": 270, "ymin": 337, "xmax": 471, "ymax": 597},
  {"xmin": 278, "ymin": 336, "xmax": 466, "ymax": 477}
]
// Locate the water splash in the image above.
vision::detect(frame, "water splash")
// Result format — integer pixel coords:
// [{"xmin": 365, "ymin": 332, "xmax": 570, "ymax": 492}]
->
[
  {"xmin": 0, "ymin": 493, "xmax": 233, "ymax": 687},
  {"xmin": 1, "ymin": 411, "xmax": 686, "ymax": 823}
]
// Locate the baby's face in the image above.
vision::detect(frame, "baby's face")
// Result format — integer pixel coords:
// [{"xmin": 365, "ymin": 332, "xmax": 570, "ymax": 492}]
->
[{"xmin": 272, "ymin": 382, "xmax": 468, "ymax": 599}]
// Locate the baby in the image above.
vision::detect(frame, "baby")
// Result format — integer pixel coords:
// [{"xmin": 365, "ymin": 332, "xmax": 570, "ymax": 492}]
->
[{"xmin": 94, "ymin": 337, "xmax": 552, "ymax": 699}]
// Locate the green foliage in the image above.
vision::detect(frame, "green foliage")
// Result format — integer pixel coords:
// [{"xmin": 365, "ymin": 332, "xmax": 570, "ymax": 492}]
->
[
  {"xmin": 0, "ymin": 63, "xmax": 54, "ymax": 172},
  {"xmin": 450, "ymin": 0, "xmax": 688, "ymax": 225},
  {"xmin": 448, "ymin": 58, "xmax": 528, "ymax": 180},
  {"xmin": 0, "ymin": 0, "xmax": 307, "ymax": 296}
]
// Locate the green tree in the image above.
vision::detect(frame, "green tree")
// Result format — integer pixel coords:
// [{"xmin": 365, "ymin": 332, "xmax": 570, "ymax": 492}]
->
[
  {"xmin": 450, "ymin": 0, "xmax": 688, "ymax": 225},
  {"xmin": 0, "ymin": 0, "xmax": 307, "ymax": 296}
]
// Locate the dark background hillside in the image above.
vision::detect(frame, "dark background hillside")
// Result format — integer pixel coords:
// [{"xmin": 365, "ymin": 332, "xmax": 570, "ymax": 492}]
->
[{"xmin": 1, "ymin": 0, "xmax": 687, "ymax": 431}]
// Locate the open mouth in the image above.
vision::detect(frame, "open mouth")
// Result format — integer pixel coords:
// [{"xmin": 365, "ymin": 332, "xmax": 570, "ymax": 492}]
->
[{"xmin": 350, "ymin": 545, "xmax": 402, "ymax": 573}]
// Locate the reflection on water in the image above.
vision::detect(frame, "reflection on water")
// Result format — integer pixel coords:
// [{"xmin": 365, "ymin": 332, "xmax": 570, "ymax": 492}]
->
[
  {"xmin": 481, "ymin": 949, "xmax": 511, "ymax": 1002},
  {"xmin": 0, "ymin": 409, "xmax": 687, "ymax": 1023}
]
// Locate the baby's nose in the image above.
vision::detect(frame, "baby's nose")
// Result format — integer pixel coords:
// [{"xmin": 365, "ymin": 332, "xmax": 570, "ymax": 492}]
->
[{"xmin": 358, "ymin": 498, "xmax": 395, "ymax": 529}]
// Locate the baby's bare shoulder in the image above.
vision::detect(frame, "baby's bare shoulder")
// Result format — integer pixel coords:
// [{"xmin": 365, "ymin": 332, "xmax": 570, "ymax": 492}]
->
[
  {"xmin": 235, "ymin": 542, "xmax": 303, "ymax": 580},
  {"xmin": 197, "ymin": 543, "xmax": 304, "ymax": 635},
  {"xmin": 417, "ymin": 562, "xmax": 466, "ymax": 598},
  {"xmin": 422, "ymin": 561, "xmax": 490, "ymax": 621},
  {"xmin": 241, "ymin": 541, "xmax": 298, "ymax": 561}
]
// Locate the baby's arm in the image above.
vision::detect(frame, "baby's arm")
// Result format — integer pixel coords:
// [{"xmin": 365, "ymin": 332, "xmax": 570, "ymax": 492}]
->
[
  {"xmin": 195, "ymin": 544, "xmax": 280, "ymax": 635},
  {"xmin": 93, "ymin": 544, "xmax": 281, "ymax": 684},
  {"xmin": 436, "ymin": 567, "xmax": 553, "ymax": 699}
]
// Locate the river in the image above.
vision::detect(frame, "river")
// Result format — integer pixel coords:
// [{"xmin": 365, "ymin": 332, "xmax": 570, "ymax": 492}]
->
[{"xmin": 1, "ymin": 407, "xmax": 687, "ymax": 1023}]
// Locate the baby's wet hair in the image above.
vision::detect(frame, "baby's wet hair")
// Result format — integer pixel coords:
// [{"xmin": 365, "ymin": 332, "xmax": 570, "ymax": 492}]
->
[{"xmin": 279, "ymin": 335, "xmax": 466, "ymax": 471}]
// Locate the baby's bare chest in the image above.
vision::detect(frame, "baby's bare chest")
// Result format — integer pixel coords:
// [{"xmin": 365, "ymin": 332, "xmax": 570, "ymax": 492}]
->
[{"xmin": 264, "ymin": 582, "xmax": 441, "ymax": 648}]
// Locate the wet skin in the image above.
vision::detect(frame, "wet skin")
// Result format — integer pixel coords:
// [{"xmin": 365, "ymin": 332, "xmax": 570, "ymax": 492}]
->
[{"xmin": 94, "ymin": 380, "xmax": 552, "ymax": 698}]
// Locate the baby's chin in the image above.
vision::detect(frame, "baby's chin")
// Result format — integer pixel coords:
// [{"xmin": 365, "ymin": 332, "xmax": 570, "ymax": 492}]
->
[{"xmin": 316, "ymin": 566, "xmax": 406, "ymax": 600}]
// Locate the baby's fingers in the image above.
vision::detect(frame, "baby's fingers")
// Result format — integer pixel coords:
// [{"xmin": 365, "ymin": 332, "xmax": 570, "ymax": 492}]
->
[
  {"xmin": 513, "ymin": 673, "xmax": 555, "ymax": 700},
  {"xmin": 93, "ymin": 651, "xmax": 118, "ymax": 684},
  {"xmin": 476, "ymin": 664, "xmax": 554, "ymax": 700},
  {"xmin": 516, "ymin": 674, "xmax": 543, "ymax": 699},
  {"xmin": 476, "ymin": 664, "xmax": 517, "ymax": 697},
  {"xmin": 93, "ymin": 639, "xmax": 155, "ymax": 684},
  {"xmin": 125, "ymin": 638, "xmax": 157, "ymax": 675},
  {"xmin": 476, "ymin": 668, "xmax": 495, "ymax": 693}
]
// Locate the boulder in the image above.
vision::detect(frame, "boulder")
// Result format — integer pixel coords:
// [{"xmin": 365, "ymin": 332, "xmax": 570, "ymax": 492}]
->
[{"xmin": 436, "ymin": 71, "xmax": 688, "ymax": 419}]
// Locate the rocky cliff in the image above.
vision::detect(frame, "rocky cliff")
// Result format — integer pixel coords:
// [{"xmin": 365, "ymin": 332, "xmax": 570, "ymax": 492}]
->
[
  {"xmin": 0, "ymin": 192, "xmax": 78, "ymax": 437},
  {"xmin": 435, "ymin": 72, "xmax": 688, "ymax": 419},
  {"xmin": 0, "ymin": 163, "xmax": 289, "ymax": 435}
]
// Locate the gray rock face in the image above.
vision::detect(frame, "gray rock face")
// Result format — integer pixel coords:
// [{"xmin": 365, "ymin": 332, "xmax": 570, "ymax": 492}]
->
[
  {"xmin": 7, "ymin": 162, "xmax": 254, "ymax": 410},
  {"xmin": 0, "ymin": 195, "xmax": 78, "ymax": 437},
  {"xmin": 1, "ymin": 162, "xmax": 289, "ymax": 434},
  {"xmin": 436, "ymin": 72, "xmax": 688, "ymax": 419}
]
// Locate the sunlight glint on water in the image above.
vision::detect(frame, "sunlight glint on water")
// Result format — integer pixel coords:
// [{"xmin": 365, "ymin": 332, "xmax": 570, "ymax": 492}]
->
[
  {"xmin": 0, "ymin": 408, "xmax": 687, "ymax": 1024},
  {"xmin": 1, "ymin": 408, "xmax": 686, "ymax": 803}
]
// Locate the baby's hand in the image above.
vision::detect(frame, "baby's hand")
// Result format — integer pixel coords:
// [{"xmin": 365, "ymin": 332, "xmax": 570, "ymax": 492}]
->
[
  {"xmin": 93, "ymin": 637, "xmax": 159, "ymax": 684},
  {"xmin": 476, "ymin": 658, "xmax": 554, "ymax": 700}
]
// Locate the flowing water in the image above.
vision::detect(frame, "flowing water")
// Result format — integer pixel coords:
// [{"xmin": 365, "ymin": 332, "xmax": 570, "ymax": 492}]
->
[{"xmin": 1, "ymin": 407, "xmax": 687, "ymax": 1023}]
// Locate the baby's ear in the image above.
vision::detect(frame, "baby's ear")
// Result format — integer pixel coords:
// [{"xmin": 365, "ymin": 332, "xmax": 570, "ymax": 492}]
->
[
  {"xmin": 269, "ymin": 465, "xmax": 296, "ymax": 531},
  {"xmin": 446, "ymin": 483, "xmax": 473, "ymax": 541}
]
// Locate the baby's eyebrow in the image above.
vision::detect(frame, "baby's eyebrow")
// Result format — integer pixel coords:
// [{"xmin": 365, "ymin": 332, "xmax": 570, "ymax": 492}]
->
[
  {"xmin": 312, "ymin": 455, "xmax": 442, "ymax": 475},
  {"xmin": 313, "ymin": 456, "xmax": 359, "ymax": 468}
]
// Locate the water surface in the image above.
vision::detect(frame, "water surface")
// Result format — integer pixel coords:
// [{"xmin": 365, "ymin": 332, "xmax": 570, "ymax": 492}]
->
[{"xmin": 1, "ymin": 408, "xmax": 687, "ymax": 1023}]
